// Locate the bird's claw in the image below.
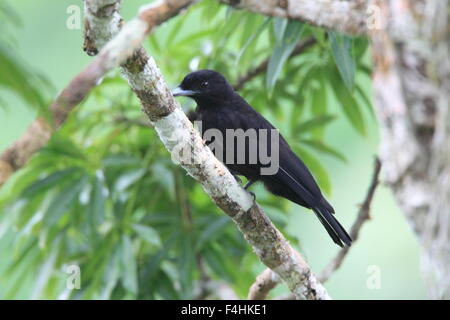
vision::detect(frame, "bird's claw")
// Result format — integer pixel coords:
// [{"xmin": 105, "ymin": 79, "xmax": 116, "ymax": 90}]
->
[{"xmin": 244, "ymin": 180, "xmax": 255, "ymax": 190}]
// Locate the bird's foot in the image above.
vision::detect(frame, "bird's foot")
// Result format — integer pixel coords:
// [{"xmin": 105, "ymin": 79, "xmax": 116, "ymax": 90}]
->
[
  {"xmin": 242, "ymin": 180, "xmax": 256, "ymax": 201},
  {"xmin": 244, "ymin": 180, "xmax": 255, "ymax": 190}
]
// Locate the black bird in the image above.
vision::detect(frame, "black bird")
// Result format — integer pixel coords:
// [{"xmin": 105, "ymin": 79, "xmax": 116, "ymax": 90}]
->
[{"xmin": 173, "ymin": 70, "xmax": 351, "ymax": 247}]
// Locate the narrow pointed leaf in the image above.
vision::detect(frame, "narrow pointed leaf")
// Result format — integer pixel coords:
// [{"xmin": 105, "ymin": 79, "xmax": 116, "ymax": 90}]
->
[
  {"xmin": 328, "ymin": 31, "xmax": 355, "ymax": 92},
  {"xmin": 301, "ymin": 139, "xmax": 347, "ymax": 162},
  {"xmin": 121, "ymin": 235, "xmax": 138, "ymax": 296},
  {"xmin": 266, "ymin": 21, "xmax": 304, "ymax": 91}
]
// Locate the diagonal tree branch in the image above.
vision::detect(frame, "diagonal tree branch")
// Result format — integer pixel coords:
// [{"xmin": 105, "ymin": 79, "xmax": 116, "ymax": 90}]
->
[
  {"xmin": 83, "ymin": 0, "xmax": 330, "ymax": 300},
  {"xmin": 217, "ymin": 0, "xmax": 368, "ymax": 36}
]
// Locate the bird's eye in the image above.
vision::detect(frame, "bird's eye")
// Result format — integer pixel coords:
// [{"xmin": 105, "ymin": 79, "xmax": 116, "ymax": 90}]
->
[{"xmin": 201, "ymin": 81, "xmax": 208, "ymax": 88}]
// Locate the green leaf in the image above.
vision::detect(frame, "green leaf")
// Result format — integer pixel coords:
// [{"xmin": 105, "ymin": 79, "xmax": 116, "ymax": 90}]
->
[
  {"xmin": 239, "ymin": 15, "xmax": 262, "ymax": 48},
  {"xmin": 235, "ymin": 17, "xmax": 270, "ymax": 66},
  {"xmin": 44, "ymin": 135, "xmax": 86, "ymax": 161},
  {"xmin": 300, "ymin": 139, "xmax": 347, "ymax": 162},
  {"xmin": 295, "ymin": 115, "xmax": 336, "ymax": 134},
  {"xmin": 330, "ymin": 77, "xmax": 366, "ymax": 136},
  {"xmin": 43, "ymin": 176, "xmax": 87, "ymax": 226},
  {"xmin": 140, "ymin": 234, "xmax": 178, "ymax": 295},
  {"xmin": 359, "ymin": 64, "xmax": 372, "ymax": 76},
  {"xmin": 266, "ymin": 21, "xmax": 304, "ymax": 91},
  {"xmin": 114, "ymin": 168, "xmax": 146, "ymax": 192},
  {"xmin": 132, "ymin": 224, "xmax": 161, "ymax": 247},
  {"xmin": 148, "ymin": 35, "xmax": 161, "ymax": 54},
  {"xmin": 0, "ymin": 163, "xmax": 48, "ymax": 207},
  {"xmin": 202, "ymin": 244, "xmax": 236, "ymax": 282},
  {"xmin": 102, "ymin": 154, "xmax": 141, "ymax": 167},
  {"xmin": 4, "ymin": 239, "xmax": 37, "ymax": 276},
  {"xmin": 0, "ymin": 42, "xmax": 48, "ymax": 114},
  {"xmin": 310, "ymin": 28, "xmax": 327, "ymax": 46},
  {"xmin": 356, "ymin": 84, "xmax": 375, "ymax": 118},
  {"xmin": 310, "ymin": 73, "xmax": 328, "ymax": 116},
  {"xmin": 294, "ymin": 147, "xmax": 332, "ymax": 195},
  {"xmin": 311, "ymin": 89, "xmax": 328, "ymax": 118},
  {"xmin": 151, "ymin": 163, "xmax": 175, "ymax": 200},
  {"xmin": 309, "ymin": 93, "xmax": 329, "ymax": 138},
  {"xmin": 0, "ymin": 1, "xmax": 21, "ymax": 27},
  {"xmin": 21, "ymin": 167, "xmax": 82, "ymax": 198},
  {"xmin": 166, "ymin": 12, "xmax": 189, "ymax": 47},
  {"xmin": 273, "ymin": 18, "xmax": 288, "ymax": 43},
  {"xmin": 353, "ymin": 37, "xmax": 370, "ymax": 62},
  {"xmin": 156, "ymin": 271, "xmax": 180, "ymax": 299},
  {"xmin": 199, "ymin": 0, "xmax": 222, "ymax": 22},
  {"xmin": 225, "ymin": 6, "xmax": 234, "ymax": 18},
  {"xmin": 31, "ymin": 246, "xmax": 58, "ymax": 299},
  {"xmin": 196, "ymin": 216, "xmax": 230, "ymax": 250},
  {"xmin": 178, "ymin": 235, "xmax": 194, "ymax": 296},
  {"xmin": 213, "ymin": 9, "xmax": 245, "ymax": 44},
  {"xmin": 174, "ymin": 29, "xmax": 217, "ymax": 48},
  {"xmin": 120, "ymin": 235, "xmax": 138, "ymax": 296},
  {"xmin": 264, "ymin": 205, "xmax": 289, "ymax": 226},
  {"xmin": 100, "ymin": 246, "xmax": 121, "ymax": 299},
  {"xmin": 88, "ymin": 171, "xmax": 106, "ymax": 227},
  {"xmin": 328, "ymin": 31, "xmax": 355, "ymax": 92}
]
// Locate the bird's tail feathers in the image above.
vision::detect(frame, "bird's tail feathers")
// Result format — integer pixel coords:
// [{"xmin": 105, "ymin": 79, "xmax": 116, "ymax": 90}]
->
[
  {"xmin": 312, "ymin": 207, "xmax": 352, "ymax": 247},
  {"xmin": 277, "ymin": 165, "xmax": 351, "ymax": 247}
]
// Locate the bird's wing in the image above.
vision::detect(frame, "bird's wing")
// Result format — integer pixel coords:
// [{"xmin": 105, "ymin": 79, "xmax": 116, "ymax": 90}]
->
[
  {"xmin": 232, "ymin": 99, "xmax": 325, "ymax": 205},
  {"xmin": 229, "ymin": 97, "xmax": 352, "ymax": 247}
]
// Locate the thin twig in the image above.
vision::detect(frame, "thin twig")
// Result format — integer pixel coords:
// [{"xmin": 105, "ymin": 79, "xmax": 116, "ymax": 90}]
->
[
  {"xmin": 252, "ymin": 157, "xmax": 382, "ymax": 299},
  {"xmin": 318, "ymin": 157, "xmax": 382, "ymax": 282},
  {"xmin": 248, "ymin": 268, "xmax": 280, "ymax": 300}
]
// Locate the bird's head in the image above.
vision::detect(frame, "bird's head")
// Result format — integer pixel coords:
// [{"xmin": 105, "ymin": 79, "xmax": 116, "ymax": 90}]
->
[{"xmin": 172, "ymin": 70, "xmax": 234, "ymax": 104}]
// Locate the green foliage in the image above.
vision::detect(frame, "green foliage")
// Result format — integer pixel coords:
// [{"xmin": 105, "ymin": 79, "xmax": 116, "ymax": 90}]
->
[
  {"xmin": 0, "ymin": 0, "xmax": 374, "ymax": 299},
  {"xmin": 0, "ymin": 3, "xmax": 51, "ymax": 115},
  {"xmin": 0, "ymin": 43, "xmax": 50, "ymax": 115},
  {"xmin": 236, "ymin": 17, "xmax": 270, "ymax": 67},
  {"xmin": 266, "ymin": 19, "xmax": 304, "ymax": 92},
  {"xmin": 328, "ymin": 31, "xmax": 355, "ymax": 92}
]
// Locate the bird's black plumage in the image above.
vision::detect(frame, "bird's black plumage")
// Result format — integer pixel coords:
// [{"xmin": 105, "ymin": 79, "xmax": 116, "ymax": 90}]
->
[{"xmin": 173, "ymin": 70, "xmax": 352, "ymax": 247}]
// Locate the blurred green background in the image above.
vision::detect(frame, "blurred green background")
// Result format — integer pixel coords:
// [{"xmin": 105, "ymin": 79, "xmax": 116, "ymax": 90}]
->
[{"xmin": 0, "ymin": 0, "xmax": 426, "ymax": 299}]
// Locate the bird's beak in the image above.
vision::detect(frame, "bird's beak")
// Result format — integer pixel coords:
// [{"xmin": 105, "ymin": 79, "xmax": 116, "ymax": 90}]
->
[{"xmin": 172, "ymin": 87, "xmax": 196, "ymax": 97}]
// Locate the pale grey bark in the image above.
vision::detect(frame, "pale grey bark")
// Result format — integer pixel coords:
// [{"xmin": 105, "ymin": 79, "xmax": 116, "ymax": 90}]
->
[
  {"xmin": 218, "ymin": 0, "xmax": 368, "ymax": 35},
  {"xmin": 369, "ymin": 0, "xmax": 450, "ymax": 298}
]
